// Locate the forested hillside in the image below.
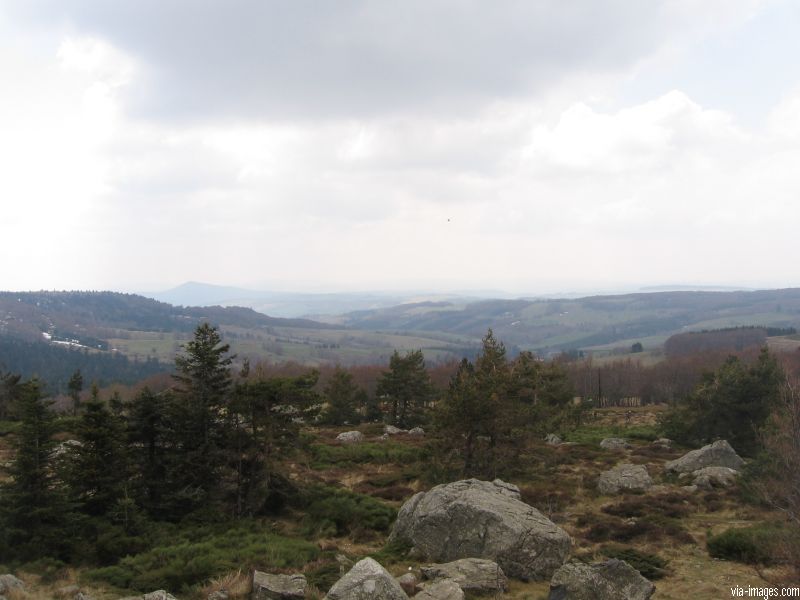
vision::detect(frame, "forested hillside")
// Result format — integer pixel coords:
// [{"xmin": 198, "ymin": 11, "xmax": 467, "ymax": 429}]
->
[{"xmin": 338, "ymin": 288, "xmax": 800, "ymax": 353}]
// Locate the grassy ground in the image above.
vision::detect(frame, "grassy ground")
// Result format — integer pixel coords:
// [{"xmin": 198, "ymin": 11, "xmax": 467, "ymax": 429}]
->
[{"xmin": 2, "ymin": 408, "xmax": 793, "ymax": 599}]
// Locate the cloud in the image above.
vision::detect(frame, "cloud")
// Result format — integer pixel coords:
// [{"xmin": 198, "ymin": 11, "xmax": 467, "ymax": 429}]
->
[
  {"xmin": 5, "ymin": 0, "xmax": 689, "ymax": 121},
  {"xmin": 2, "ymin": 1, "xmax": 800, "ymax": 293}
]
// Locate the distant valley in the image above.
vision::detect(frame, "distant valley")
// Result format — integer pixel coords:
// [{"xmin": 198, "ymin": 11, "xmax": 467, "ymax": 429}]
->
[{"xmin": 3, "ymin": 286, "xmax": 800, "ymax": 393}]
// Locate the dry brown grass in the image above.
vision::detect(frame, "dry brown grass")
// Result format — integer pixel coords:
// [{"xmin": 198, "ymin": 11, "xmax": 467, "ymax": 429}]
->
[{"xmin": 199, "ymin": 568, "xmax": 252, "ymax": 600}]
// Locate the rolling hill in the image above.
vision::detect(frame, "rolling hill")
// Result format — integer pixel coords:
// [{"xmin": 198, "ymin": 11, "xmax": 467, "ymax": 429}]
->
[{"xmin": 336, "ymin": 288, "xmax": 800, "ymax": 354}]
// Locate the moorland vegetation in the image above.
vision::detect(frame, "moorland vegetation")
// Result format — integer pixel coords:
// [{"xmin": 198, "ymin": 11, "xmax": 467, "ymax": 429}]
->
[{"xmin": 0, "ymin": 323, "xmax": 799, "ymax": 598}]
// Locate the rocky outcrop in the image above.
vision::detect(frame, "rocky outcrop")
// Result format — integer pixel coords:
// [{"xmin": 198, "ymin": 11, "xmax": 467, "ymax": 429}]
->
[
  {"xmin": 414, "ymin": 580, "xmax": 464, "ymax": 600},
  {"xmin": 408, "ymin": 427, "xmax": 425, "ymax": 436},
  {"xmin": 545, "ymin": 434, "xmax": 563, "ymax": 446},
  {"xmin": 0, "ymin": 575, "xmax": 24, "ymax": 595},
  {"xmin": 650, "ymin": 438, "xmax": 673, "ymax": 450},
  {"xmin": 597, "ymin": 464, "xmax": 653, "ymax": 495},
  {"xmin": 599, "ymin": 438, "xmax": 630, "ymax": 451},
  {"xmin": 548, "ymin": 560, "xmax": 655, "ymax": 600},
  {"xmin": 325, "ymin": 558, "xmax": 408, "ymax": 600},
  {"xmin": 664, "ymin": 440, "xmax": 744, "ymax": 474},
  {"xmin": 336, "ymin": 431, "xmax": 364, "ymax": 444},
  {"xmin": 690, "ymin": 466, "xmax": 739, "ymax": 490},
  {"xmin": 252, "ymin": 571, "xmax": 307, "ymax": 600},
  {"xmin": 385, "ymin": 425, "xmax": 406, "ymax": 435},
  {"xmin": 389, "ymin": 478, "xmax": 571, "ymax": 580},
  {"xmin": 421, "ymin": 559, "xmax": 507, "ymax": 594}
]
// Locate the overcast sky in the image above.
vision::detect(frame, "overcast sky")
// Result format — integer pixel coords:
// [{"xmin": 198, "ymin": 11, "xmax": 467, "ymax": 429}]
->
[{"xmin": 2, "ymin": 0, "xmax": 800, "ymax": 295}]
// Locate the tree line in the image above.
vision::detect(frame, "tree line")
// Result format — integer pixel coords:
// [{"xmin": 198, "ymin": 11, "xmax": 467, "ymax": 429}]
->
[{"xmin": 0, "ymin": 324, "xmax": 579, "ymax": 565}]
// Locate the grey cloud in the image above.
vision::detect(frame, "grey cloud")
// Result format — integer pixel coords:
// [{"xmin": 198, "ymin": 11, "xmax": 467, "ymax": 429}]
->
[{"xmin": 11, "ymin": 0, "xmax": 662, "ymax": 121}]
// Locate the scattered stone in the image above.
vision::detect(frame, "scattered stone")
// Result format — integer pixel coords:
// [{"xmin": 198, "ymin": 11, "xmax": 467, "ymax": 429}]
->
[
  {"xmin": 0, "ymin": 575, "xmax": 24, "ymax": 594},
  {"xmin": 599, "ymin": 438, "xmax": 630, "ymax": 451},
  {"xmin": 252, "ymin": 571, "xmax": 307, "ymax": 600},
  {"xmin": 665, "ymin": 440, "xmax": 744, "ymax": 474},
  {"xmin": 74, "ymin": 593, "xmax": 94, "ymax": 600},
  {"xmin": 597, "ymin": 463, "xmax": 653, "ymax": 495},
  {"xmin": 142, "ymin": 592, "xmax": 178, "ymax": 600},
  {"xmin": 681, "ymin": 485, "xmax": 698, "ymax": 493},
  {"xmin": 548, "ymin": 559, "xmax": 655, "ymax": 600},
  {"xmin": 651, "ymin": 438, "xmax": 673, "ymax": 449},
  {"xmin": 389, "ymin": 478, "xmax": 571, "ymax": 580},
  {"xmin": 336, "ymin": 431, "xmax": 364, "ymax": 444},
  {"xmin": 691, "ymin": 466, "xmax": 739, "ymax": 490},
  {"xmin": 396, "ymin": 573, "xmax": 418, "ymax": 595},
  {"xmin": 208, "ymin": 592, "xmax": 228, "ymax": 600},
  {"xmin": 51, "ymin": 439, "xmax": 83, "ymax": 458},
  {"xmin": 385, "ymin": 425, "xmax": 406, "ymax": 435},
  {"xmin": 324, "ymin": 557, "xmax": 408, "ymax": 600},
  {"xmin": 421, "ymin": 558, "xmax": 508, "ymax": 594},
  {"xmin": 545, "ymin": 433, "xmax": 563, "ymax": 446},
  {"xmin": 414, "ymin": 580, "xmax": 464, "ymax": 600},
  {"xmin": 646, "ymin": 485, "xmax": 670, "ymax": 495},
  {"xmin": 408, "ymin": 427, "xmax": 425, "ymax": 436}
]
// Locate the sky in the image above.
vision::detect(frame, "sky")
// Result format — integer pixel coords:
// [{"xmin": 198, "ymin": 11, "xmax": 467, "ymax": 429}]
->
[{"xmin": 1, "ymin": 0, "xmax": 800, "ymax": 295}]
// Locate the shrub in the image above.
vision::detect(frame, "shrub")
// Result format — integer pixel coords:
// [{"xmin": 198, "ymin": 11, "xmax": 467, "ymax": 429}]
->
[
  {"xmin": 87, "ymin": 523, "xmax": 319, "ymax": 593},
  {"xmin": 300, "ymin": 485, "xmax": 396, "ymax": 537},
  {"xmin": 309, "ymin": 442, "xmax": 426, "ymax": 469},
  {"xmin": 600, "ymin": 545, "xmax": 669, "ymax": 580},
  {"xmin": 707, "ymin": 525, "xmax": 782, "ymax": 565}
]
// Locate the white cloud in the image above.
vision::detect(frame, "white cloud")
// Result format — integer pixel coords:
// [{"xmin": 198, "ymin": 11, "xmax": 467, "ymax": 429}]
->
[{"xmin": 2, "ymin": 2, "xmax": 800, "ymax": 294}]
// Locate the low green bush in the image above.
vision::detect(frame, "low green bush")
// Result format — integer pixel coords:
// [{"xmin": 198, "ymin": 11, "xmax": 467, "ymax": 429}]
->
[
  {"xmin": 86, "ymin": 522, "xmax": 319, "ymax": 593},
  {"xmin": 565, "ymin": 424, "xmax": 658, "ymax": 445},
  {"xmin": 309, "ymin": 442, "xmax": 426, "ymax": 469},
  {"xmin": 369, "ymin": 538, "xmax": 412, "ymax": 565},
  {"xmin": 707, "ymin": 524, "xmax": 783, "ymax": 565},
  {"xmin": 600, "ymin": 545, "xmax": 669, "ymax": 580},
  {"xmin": 300, "ymin": 485, "xmax": 396, "ymax": 537}
]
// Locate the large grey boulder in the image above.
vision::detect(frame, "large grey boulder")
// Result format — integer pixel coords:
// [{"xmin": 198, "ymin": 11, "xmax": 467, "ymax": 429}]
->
[
  {"xmin": 336, "ymin": 431, "xmax": 364, "ymax": 444},
  {"xmin": 421, "ymin": 559, "xmax": 507, "ymax": 594},
  {"xmin": 252, "ymin": 571, "xmax": 307, "ymax": 600},
  {"xmin": 548, "ymin": 560, "xmax": 655, "ymax": 600},
  {"xmin": 389, "ymin": 479, "xmax": 571, "ymax": 580},
  {"xmin": 665, "ymin": 440, "xmax": 744, "ymax": 474},
  {"xmin": 325, "ymin": 558, "xmax": 408, "ymax": 600},
  {"xmin": 690, "ymin": 466, "xmax": 739, "ymax": 490},
  {"xmin": 0, "ymin": 575, "xmax": 24, "ymax": 594},
  {"xmin": 599, "ymin": 438, "xmax": 630, "ymax": 451},
  {"xmin": 414, "ymin": 580, "xmax": 464, "ymax": 600},
  {"xmin": 597, "ymin": 464, "xmax": 653, "ymax": 495}
]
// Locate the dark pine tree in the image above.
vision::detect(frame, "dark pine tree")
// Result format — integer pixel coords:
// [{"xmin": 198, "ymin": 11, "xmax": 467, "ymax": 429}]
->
[
  {"xmin": 0, "ymin": 379, "xmax": 77, "ymax": 561},
  {"xmin": 323, "ymin": 366, "xmax": 361, "ymax": 425},
  {"xmin": 169, "ymin": 323, "xmax": 234, "ymax": 516},
  {"xmin": 68, "ymin": 388, "xmax": 129, "ymax": 517}
]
